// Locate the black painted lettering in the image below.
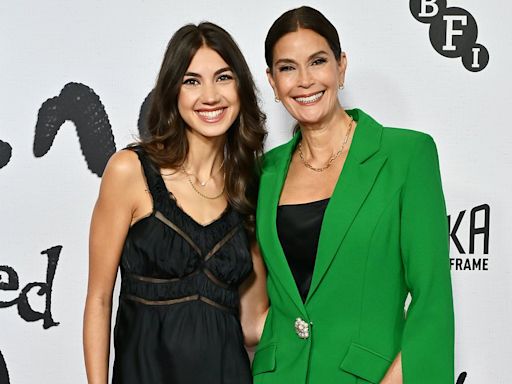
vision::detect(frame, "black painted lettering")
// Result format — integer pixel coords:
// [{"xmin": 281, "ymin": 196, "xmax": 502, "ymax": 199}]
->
[
  {"xmin": 16, "ymin": 246, "xmax": 62, "ymax": 329},
  {"xmin": 0, "ymin": 266, "xmax": 19, "ymax": 291},
  {"xmin": 469, "ymin": 204, "xmax": 490, "ymax": 254},
  {"xmin": 0, "ymin": 349, "xmax": 10, "ymax": 384},
  {"xmin": 0, "ymin": 266, "xmax": 19, "ymax": 308},
  {"xmin": 456, "ymin": 372, "xmax": 467, "ymax": 383},
  {"xmin": 448, "ymin": 211, "xmax": 466, "ymax": 254}
]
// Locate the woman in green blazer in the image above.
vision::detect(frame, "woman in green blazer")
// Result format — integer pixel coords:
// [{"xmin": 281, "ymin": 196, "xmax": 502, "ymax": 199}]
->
[{"xmin": 252, "ymin": 6, "xmax": 454, "ymax": 384}]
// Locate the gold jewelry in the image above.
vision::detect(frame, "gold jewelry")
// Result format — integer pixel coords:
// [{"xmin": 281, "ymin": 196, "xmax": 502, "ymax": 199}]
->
[
  {"xmin": 182, "ymin": 165, "xmax": 225, "ymax": 199},
  {"xmin": 179, "ymin": 159, "xmax": 225, "ymax": 187},
  {"xmin": 297, "ymin": 116, "xmax": 354, "ymax": 172}
]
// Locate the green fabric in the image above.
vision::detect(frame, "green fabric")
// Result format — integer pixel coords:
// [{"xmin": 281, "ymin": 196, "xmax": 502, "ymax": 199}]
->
[
  {"xmin": 252, "ymin": 343, "xmax": 277, "ymax": 375},
  {"xmin": 340, "ymin": 342, "xmax": 392, "ymax": 383},
  {"xmin": 253, "ymin": 109, "xmax": 454, "ymax": 384}
]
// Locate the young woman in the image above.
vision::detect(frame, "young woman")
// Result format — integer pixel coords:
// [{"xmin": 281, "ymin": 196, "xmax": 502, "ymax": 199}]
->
[
  {"xmin": 252, "ymin": 6, "xmax": 454, "ymax": 384},
  {"xmin": 83, "ymin": 22, "xmax": 267, "ymax": 384}
]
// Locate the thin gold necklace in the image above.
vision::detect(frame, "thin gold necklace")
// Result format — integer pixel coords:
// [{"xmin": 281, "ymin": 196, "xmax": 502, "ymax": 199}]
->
[
  {"xmin": 163, "ymin": 159, "xmax": 225, "ymax": 187},
  {"xmin": 297, "ymin": 116, "xmax": 354, "ymax": 172},
  {"xmin": 182, "ymin": 165, "xmax": 225, "ymax": 200}
]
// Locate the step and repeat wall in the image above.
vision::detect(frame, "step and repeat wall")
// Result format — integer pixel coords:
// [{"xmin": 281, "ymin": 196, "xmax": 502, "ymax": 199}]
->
[{"xmin": 1, "ymin": 1, "xmax": 510, "ymax": 382}]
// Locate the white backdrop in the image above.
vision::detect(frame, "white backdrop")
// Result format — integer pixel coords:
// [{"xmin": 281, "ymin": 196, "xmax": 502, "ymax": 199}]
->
[{"xmin": 1, "ymin": 1, "xmax": 511, "ymax": 383}]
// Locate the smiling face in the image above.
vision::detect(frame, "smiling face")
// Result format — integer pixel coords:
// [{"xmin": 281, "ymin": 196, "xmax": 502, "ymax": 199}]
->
[
  {"xmin": 267, "ymin": 28, "xmax": 347, "ymax": 126},
  {"xmin": 178, "ymin": 46, "xmax": 240, "ymax": 139}
]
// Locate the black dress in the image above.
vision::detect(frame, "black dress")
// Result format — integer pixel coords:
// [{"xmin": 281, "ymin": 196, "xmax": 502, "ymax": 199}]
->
[{"xmin": 112, "ymin": 147, "xmax": 253, "ymax": 384}]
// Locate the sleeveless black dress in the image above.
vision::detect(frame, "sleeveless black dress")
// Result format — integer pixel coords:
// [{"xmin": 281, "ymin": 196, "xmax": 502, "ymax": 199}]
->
[{"xmin": 112, "ymin": 147, "xmax": 253, "ymax": 384}]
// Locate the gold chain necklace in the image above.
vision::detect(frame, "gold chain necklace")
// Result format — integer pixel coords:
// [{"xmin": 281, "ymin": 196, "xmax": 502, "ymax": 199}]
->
[
  {"xmin": 163, "ymin": 159, "xmax": 225, "ymax": 187},
  {"xmin": 182, "ymin": 165, "xmax": 225, "ymax": 200},
  {"xmin": 297, "ymin": 116, "xmax": 354, "ymax": 172}
]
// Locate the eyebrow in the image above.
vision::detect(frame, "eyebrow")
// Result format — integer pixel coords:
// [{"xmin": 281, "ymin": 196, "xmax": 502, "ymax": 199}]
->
[
  {"xmin": 184, "ymin": 67, "xmax": 233, "ymax": 78},
  {"xmin": 274, "ymin": 50, "xmax": 329, "ymax": 66}
]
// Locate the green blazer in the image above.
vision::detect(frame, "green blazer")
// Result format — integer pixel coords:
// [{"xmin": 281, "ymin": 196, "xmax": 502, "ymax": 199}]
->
[{"xmin": 252, "ymin": 109, "xmax": 454, "ymax": 384}]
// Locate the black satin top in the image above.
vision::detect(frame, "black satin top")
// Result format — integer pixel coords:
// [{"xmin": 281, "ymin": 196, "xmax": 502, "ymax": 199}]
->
[{"xmin": 276, "ymin": 198, "xmax": 330, "ymax": 302}]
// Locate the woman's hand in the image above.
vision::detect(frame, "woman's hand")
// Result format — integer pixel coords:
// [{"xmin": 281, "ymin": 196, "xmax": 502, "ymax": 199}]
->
[{"xmin": 381, "ymin": 352, "xmax": 402, "ymax": 384}]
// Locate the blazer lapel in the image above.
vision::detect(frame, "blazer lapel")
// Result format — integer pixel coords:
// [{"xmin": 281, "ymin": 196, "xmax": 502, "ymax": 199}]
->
[
  {"xmin": 305, "ymin": 109, "xmax": 387, "ymax": 304},
  {"xmin": 257, "ymin": 134, "xmax": 307, "ymax": 316}
]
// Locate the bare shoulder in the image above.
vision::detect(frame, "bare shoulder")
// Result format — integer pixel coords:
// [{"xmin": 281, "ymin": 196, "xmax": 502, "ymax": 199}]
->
[
  {"xmin": 102, "ymin": 149, "xmax": 141, "ymax": 183},
  {"xmin": 97, "ymin": 149, "xmax": 146, "ymax": 205}
]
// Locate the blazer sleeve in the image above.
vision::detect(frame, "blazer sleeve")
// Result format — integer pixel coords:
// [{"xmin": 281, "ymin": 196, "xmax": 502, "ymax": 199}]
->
[{"xmin": 400, "ymin": 135, "xmax": 455, "ymax": 383}]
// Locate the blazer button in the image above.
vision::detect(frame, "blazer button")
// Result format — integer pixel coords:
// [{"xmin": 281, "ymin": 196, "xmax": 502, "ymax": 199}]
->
[{"xmin": 294, "ymin": 317, "xmax": 310, "ymax": 339}]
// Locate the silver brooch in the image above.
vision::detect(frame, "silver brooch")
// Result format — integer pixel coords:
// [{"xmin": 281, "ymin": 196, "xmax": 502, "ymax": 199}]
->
[{"xmin": 294, "ymin": 317, "xmax": 310, "ymax": 339}]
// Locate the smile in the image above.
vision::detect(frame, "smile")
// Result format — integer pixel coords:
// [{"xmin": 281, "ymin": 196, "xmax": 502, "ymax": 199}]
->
[
  {"xmin": 293, "ymin": 91, "xmax": 324, "ymax": 105},
  {"xmin": 195, "ymin": 108, "xmax": 226, "ymax": 123}
]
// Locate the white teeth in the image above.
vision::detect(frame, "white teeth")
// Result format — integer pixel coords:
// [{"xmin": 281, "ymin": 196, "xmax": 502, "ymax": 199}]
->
[
  {"xmin": 295, "ymin": 92, "xmax": 323, "ymax": 104},
  {"xmin": 197, "ymin": 109, "xmax": 224, "ymax": 119}
]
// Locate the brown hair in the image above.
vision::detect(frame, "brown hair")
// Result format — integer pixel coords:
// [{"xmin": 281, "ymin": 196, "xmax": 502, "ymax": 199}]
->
[
  {"xmin": 140, "ymin": 22, "xmax": 267, "ymax": 234},
  {"xmin": 265, "ymin": 6, "xmax": 342, "ymax": 71}
]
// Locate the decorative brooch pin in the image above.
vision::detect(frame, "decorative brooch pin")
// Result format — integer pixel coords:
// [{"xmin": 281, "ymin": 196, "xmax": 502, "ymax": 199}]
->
[{"xmin": 295, "ymin": 317, "xmax": 310, "ymax": 339}]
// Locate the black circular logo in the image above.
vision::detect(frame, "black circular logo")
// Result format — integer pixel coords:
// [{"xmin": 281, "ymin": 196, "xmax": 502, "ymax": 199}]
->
[
  {"xmin": 462, "ymin": 43, "xmax": 489, "ymax": 72},
  {"xmin": 410, "ymin": 0, "xmax": 447, "ymax": 23},
  {"xmin": 429, "ymin": 7, "xmax": 478, "ymax": 58},
  {"xmin": 410, "ymin": 1, "xmax": 489, "ymax": 72}
]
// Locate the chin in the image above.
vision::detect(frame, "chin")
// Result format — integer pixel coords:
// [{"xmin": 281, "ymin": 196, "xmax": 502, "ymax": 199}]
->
[
  {"xmin": 193, "ymin": 124, "xmax": 231, "ymax": 139},
  {"xmin": 295, "ymin": 113, "xmax": 326, "ymax": 126}
]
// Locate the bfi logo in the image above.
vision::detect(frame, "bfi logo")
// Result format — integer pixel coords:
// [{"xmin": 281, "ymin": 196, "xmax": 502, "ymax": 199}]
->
[{"xmin": 410, "ymin": 0, "xmax": 489, "ymax": 72}]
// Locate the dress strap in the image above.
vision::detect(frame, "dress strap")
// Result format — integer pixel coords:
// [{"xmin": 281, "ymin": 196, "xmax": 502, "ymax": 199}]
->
[{"xmin": 127, "ymin": 146, "xmax": 168, "ymax": 211}]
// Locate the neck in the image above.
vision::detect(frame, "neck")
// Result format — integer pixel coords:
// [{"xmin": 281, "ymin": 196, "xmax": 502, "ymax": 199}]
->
[
  {"xmin": 298, "ymin": 106, "xmax": 353, "ymax": 162},
  {"xmin": 184, "ymin": 130, "xmax": 226, "ymax": 180}
]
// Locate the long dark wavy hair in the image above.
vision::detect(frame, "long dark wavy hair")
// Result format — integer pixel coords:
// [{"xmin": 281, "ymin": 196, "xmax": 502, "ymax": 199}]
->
[{"xmin": 140, "ymin": 22, "xmax": 267, "ymax": 235}]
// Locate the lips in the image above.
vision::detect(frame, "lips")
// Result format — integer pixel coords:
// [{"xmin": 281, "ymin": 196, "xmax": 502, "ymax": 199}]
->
[
  {"xmin": 195, "ymin": 108, "xmax": 226, "ymax": 123},
  {"xmin": 293, "ymin": 91, "xmax": 325, "ymax": 105}
]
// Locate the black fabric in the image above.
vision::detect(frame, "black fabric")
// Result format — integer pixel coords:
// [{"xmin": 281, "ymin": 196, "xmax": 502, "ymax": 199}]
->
[
  {"xmin": 112, "ymin": 147, "xmax": 253, "ymax": 384},
  {"xmin": 276, "ymin": 198, "xmax": 330, "ymax": 303}
]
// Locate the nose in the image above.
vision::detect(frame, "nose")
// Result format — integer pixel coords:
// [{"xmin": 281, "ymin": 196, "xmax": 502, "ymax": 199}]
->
[
  {"xmin": 201, "ymin": 82, "xmax": 221, "ymax": 105},
  {"xmin": 298, "ymin": 68, "xmax": 314, "ymax": 89}
]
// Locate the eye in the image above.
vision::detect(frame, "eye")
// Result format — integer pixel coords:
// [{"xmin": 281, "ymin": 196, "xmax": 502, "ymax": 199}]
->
[
  {"xmin": 278, "ymin": 65, "xmax": 295, "ymax": 72},
  {"xmin": 311, "ymin": 57, "xmax": 327, "ymax": 66},
  {"xmin": 217, "ymin": 73, "xmax": 234, "ymax": 82},
  {"xmin": 183, "ymin": 78, "xmax": 199, "ymax": 86}
]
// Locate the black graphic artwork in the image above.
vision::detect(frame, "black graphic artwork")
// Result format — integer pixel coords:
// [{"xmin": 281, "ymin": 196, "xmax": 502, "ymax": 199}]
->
[
  {"xmin": 0, "ymin": 140, "xmax": 12, "ymax": 169},
  {"xmin": 34, "ymin": 82, "xmax": 116, "ymax": 177},
  {"xmin": 410, "ymin": 0, "xmax": 489, "ymax": 72},
  {"xmin": 456, "ymin": 372, "xmax": 468, "ymax": 383},
  {"xmin": 137, "ymin": 90, "xmax": 153, "ymax": 140},
  {"xmin": 449, "ymin": 204, "xmax": 490, "ymax": 271},
  {"xmin": 0, "ymin": 246, "xmax": 62, "ymax": 329},
  {"xmin": 0, "ymin": 349, "xmax": 9, "ymax": 384}
]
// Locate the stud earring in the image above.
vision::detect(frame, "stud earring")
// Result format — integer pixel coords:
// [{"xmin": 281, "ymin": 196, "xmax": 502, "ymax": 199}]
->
[
  {"xmin": 338, "ymin": 83, "xmax": 344, "ymax": 91},
  {"xmin": 274, "ymin": 96, "xmax": 280, "ymax": 103}
]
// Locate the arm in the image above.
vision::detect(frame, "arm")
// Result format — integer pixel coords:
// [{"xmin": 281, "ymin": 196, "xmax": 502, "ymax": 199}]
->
[
  {"xmin": 83, "ymin": 151, "xmax": 140, "ymax": 384},
  {"xmin": 399, "ymin": 135, "xmax": 454, "ymax": 383},
  {"xmin": 239, "ymin": 242, "xmax": 269, "ymax": 347},
  {"xmin": 380, "ymin": 353, "xmax": 402, "ymax": 384}
]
